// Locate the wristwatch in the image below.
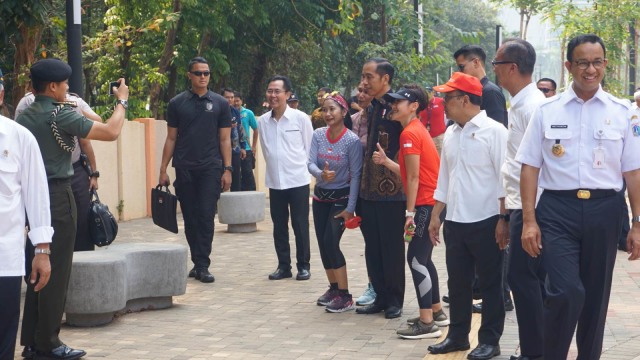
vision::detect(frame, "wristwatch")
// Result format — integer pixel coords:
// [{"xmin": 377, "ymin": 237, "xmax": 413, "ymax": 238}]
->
[
  {"xmin": 632, "ymin": 216, "xmax": 640, "ymax": 223},
  {"xmin": 90, "ymin": 171, "xmax": 100, "ymax": 178},
  {"xmin": 116, "ymin": 99, "xmax": 128, "ymax": 109},
  {"xmin": 499, "ymin": 213, "xmax": 510, "ymax": 222},
  {"xmin": 224, "ymin": 166, "xmax": 233, "ymax": 172},
  {"xmin": 405, "ymin": 210, "xmax": 415, "ymax": 218},
  {"xmin": 34, "ymin": 248, "xmax": 51, "ymax": 255}
]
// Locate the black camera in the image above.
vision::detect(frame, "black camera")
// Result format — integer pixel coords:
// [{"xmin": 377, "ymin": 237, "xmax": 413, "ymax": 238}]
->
[{"xmin": 109, "ymin": 81, "xmax": 120, "ymax": 96}]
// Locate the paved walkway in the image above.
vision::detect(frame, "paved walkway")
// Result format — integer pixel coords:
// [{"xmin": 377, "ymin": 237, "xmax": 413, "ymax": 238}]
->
[{"xmin": 14, "ymin": 201, "xmax": 640, "ymax": 359}]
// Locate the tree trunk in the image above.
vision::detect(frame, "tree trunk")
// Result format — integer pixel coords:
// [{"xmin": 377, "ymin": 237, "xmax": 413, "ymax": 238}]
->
[
  {"xmin": 149, "ymin": 0, "xmax": 181, "ymax": 119},
  {"xmin": 248, "ymin": 51, "xmax": 267, "ymax": 112},
  {"xmin": 523, "ymin": 13, "xmax": 531, "ymax": 40},
  {"xmin": 519, "ymin": 8, "xmax": 525, "ymax": 39},
  {"xmin": 12, "ymin": 23, "xmax": 44, "ymax": 107},
  {"xmin": 198, "ymin": 31, "xmax": 211, "ymax": 56}
]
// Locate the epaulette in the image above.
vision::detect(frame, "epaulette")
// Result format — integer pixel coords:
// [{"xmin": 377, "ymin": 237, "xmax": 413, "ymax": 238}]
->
[
  {"xmin": 53, "ymin": 101, "xmax": 78, "ymax": 108},
  {"xmin": 605, "ymin": 93, "xmax": 632, "ymax": 110}
]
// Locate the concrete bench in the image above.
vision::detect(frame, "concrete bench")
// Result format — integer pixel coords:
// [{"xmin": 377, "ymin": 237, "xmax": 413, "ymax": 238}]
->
[
  {"xmin": 64, "ymin": 243, "xmax": 188, "ymax": 327},
  {"xmin": 217, "ymin": 191, "xmax": 266, "ymax": 233}
]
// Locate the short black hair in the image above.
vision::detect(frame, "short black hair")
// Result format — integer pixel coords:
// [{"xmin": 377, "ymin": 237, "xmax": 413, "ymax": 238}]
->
[
  {"xmin": 566, "ymin": 34, "xmax": 606, "ymax": 62},
  {"xmin": 501, "ymin": 38, "xmax": 536, "ymax": 75},
  {"xmin": 188, "ymin": 57, "xmax": 208, "ymax": 72},
  {"xmin": 234, "ymin": 91, "xmax": 243, "ymax": 100},
  {"xmin": 31, "ymin": 79, "xmax": 48, "ymax": 93},
  {"xmin": 268, "ymin": 75, "xmax": 292, "ymax": 92},
  {"xmin": 365, "ymin": 57, "xmax": 395, "ymax": 84},
  {"xmin": 401, "ymin": 84, "xmax": 428, "ymax": 115},
  {"xmin": 221, "ymin": 87, "xmax": 234, "ymax": 96},
  {"xmin": 454, "ymin": 45, "xmax": 487, "ymax": 64},
  {"xmin": 317, "ymin": 87, "xmax": 331, "ymax": 93},
  {"xmin": 537, "ymin": 78, "xmax": 557, "ymax": 90}
]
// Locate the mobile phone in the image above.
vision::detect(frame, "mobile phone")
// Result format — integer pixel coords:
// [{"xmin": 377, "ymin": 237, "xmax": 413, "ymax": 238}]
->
[{"xmin": 109, "ymin": 81, "xmax": 120, "ymax": 96}]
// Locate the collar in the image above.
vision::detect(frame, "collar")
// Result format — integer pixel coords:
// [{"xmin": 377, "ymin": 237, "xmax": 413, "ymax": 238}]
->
[
  {"xmin": 480, "ymin": 76, "xmax": 489, "ymax": 86},
  {"xmin": 452, "ymin": 110, "xmax": 489, "ymax": 131},
  {"xmin": 270, "ymin": 105, "xmax": 294, "ymax": 121},
  {"xmin": 188, "ymin": 88, "xmax": 214, "ymax": 100},
  {"xmin": 510, "ymin": 82, "xmax": 540, "ymax": 108},
  {"xmin": 558, "ymin": 82, "xmax": 607, "ymax": 106}
]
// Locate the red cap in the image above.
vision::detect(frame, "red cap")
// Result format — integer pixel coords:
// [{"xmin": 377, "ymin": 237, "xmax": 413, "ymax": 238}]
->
[{"xmin": 433, "ymin": 72, "xmax": 483, "ymax": 97}]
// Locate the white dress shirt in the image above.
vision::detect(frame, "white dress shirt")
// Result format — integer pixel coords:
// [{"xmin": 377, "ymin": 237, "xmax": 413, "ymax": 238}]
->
[
  {"xmin": 516, "ymin": 84, "xmax": 640, "ymax": 192},
  {"xmin": 434, "ymin": 110, "xmax": 508, "ymax": 223},
  {"xmin": 0, "ymin": 115, "xmax": 53, "ymax": 276},
  {"xmin": 502, "ymin": 82, "xmax": 547, "ymax": 209},
  {"xmin": 258, "ymin": 106, "xmax": 313, "ymax": 190}
]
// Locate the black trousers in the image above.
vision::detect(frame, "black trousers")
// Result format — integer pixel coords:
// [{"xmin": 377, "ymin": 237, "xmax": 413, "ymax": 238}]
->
[
  {"xmin": 21, "ymin": 179, "xmax": 77, "ymax": 352},
  {"xmin": 240, "ymin": 150, "xmax": 256, "ymax": 191},
  {"xmin": 71, "ymin": 161, "xmax": 93, "ymax": 251},
  {"xmin": 618, "ymin": 183, "xmax": 630, "ymax": 250},
  {"xmin": 407, "ymin": 205, "xmax": 440, "ymax": 309},
  {"xmin": 0, "ymin": 276, "xmax": 21, "ymax": 360},
  {"xmin": 444, "ymin": 216, "xmax": 504, "ymax": 346},
  {"xmin": 507, "ymin": 209, "xmax": 545, "ymax": 357},
  {"xmin": 312, "ymin": 196, "xmax": 347, "ymax": 270},
  {"xmin": 358, "ymin": 199, "xmax": 406, "ymax": 309},
  {"xmin": 231, "ymin": 152, "xmax": 242, "ymax": 192},
  {"xmin": 269, "ymin": 185, "xmax": 310, "ymax": 271},
  {"xmin": 174, "ymin": 167, "xmax": 221, "ymax": 270},
  {"xmin": 537, "ymin": 191, "xmax": 620, "ymax": 360}
]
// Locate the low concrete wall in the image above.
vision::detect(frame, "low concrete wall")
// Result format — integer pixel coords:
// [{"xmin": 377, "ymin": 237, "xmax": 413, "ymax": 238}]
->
[{"xmin": 91, "ymin": 118, "xmax": 265, "ymax": 223}]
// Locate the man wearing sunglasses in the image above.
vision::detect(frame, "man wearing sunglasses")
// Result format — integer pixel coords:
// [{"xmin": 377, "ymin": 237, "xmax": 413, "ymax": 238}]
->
[
  {"xmin": 536, "ymin": 78, "xmax": 557, "ymax": 98},
  {"xmin": 454, "ymin": 45, "xmax": 508, "ymax": 128},
  {"xmin": 159, "ymin": 56, "xmax": 232, "ymax": 284}
]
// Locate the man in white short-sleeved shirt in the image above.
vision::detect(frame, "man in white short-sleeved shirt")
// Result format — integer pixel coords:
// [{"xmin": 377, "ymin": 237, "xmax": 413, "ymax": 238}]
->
[{"xmin": 517, "ymin": 34, "xmax": 640, "ymax": 360}]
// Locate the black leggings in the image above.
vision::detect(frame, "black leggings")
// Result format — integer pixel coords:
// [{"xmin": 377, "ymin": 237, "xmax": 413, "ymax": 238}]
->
[
  {"xmin": 407, "ymin": 205, "xmax": 440, "ymax": 309},
  {"xmin": 312, "ymin": 197, "xmax": 348, "ymax": 270}
]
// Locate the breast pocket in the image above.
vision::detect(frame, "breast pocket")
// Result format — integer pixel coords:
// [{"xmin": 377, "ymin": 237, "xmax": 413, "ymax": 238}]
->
[
  {"xmin": 0, "ymin": 160, "xmax": 19, "ymax": 197},
  {"xmin": 594, "ymin": 128, "xmax": 623, "ymax": 166},
  {"xmin": 283, "ymin": 129, "xmax": 303, "ymax": 149},
  {"xmin": 544, "ymin": 129, "xmax": 572, "ymax": 161},
  {"xmin": 464, "ymin": 138, "xmax": 491, "ymax": 166}
]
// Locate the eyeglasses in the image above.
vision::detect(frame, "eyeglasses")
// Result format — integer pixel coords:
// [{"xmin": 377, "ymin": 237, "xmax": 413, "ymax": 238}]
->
[
  {"xmin": 266, "ymin": 89, "xmax": 285, "ymax": 95},
  {"xmin": 457, "ymin": 58, "xmax": 477, "ymax": 72},
  {"xmin": 538, "ymin": 87, "xmax": 553, "ymax": 94},
  {"xmin": 573, "ymin": 59, "xmax": 605, "ymax": 70},
  {"xmin": 491, "ymin": 60, "xmax": 516, "ymax": 67},
  {"xmin": 444, "ymin": 94, "xmax": 465, "ymax": 102},
  {"xmin": 190, "ymin": 71, "xmax": 211, "ymax": 77}
]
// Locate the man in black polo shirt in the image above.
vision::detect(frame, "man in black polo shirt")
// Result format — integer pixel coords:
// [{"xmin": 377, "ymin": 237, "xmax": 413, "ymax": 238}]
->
[
  {"xmin": 159, "ymin": 57, "xmax": 232, "ymax": 284},
  {"xmin": 454, "ymin": 45, "xmax": 508, "ymax": 128}
]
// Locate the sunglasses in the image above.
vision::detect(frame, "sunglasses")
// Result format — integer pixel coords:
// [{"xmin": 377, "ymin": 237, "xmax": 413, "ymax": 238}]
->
[
  {"xmin": 190, "ymin": 71, "xmax": 211, "ymax": 77},
  {"xmin": 538, "ymin": 87, "xmax": 553, "ymax": 94}
]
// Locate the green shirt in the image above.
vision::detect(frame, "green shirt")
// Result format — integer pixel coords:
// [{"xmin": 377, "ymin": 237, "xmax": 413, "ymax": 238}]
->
[{"xmin": 16, "ymin": 95, "xmax": 94, "ymax": 180}]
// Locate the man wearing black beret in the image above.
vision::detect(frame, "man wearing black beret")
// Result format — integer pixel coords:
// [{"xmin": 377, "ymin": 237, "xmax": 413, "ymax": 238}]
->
[{"xmin": 16, "ymin": 58, "xmax": 130, "ymax": 360}]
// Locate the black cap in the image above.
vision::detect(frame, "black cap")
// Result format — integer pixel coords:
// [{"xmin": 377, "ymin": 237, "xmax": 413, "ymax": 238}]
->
[
  {"xmin": 287, "ymin": 93, "xmax": 299, "ymax": 103},
  {"xmin": 383, "ymin": 88, "xmax": 418, "ymax": 103},
  {"xmin": 30, "ymin": 59, "xmax": 72, "ymax": 82}
]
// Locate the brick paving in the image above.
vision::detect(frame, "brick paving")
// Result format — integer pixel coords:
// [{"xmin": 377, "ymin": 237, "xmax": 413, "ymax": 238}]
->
[{"xmin": 14, "ymin": 200, "xmax": 640, "ymax": 359}]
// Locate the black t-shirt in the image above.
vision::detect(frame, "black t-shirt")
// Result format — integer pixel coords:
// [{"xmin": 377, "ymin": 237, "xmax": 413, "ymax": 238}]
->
[
  {"xmin": 167, "ymin": 89, "xmax": 231, "ymax": 169},
  {"xmin": 480, "ymin": 77, "xmax": 508, "ymax": 128}
]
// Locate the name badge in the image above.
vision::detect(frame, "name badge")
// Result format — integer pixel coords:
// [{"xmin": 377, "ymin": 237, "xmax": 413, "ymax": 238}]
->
[{"xmin": 593, "ymin": 146, "xmax": 605, "ymax": 169}]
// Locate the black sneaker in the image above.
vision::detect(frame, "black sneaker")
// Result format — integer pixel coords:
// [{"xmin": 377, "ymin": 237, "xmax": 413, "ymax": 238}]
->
[{"xmin": 317, "ymin": 287, "xmax": 339, "ymax": 306}]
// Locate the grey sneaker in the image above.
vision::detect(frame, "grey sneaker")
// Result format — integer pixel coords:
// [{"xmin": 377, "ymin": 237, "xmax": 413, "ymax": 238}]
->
[
  {"xmin": 317, "ymin": 287, "xmax": 338, "ymax": 306},
  {"xmin": 356, "ymin": 283, "xmax": 376, "ymax": 306},
  {"xmin": 407, "ymin": 309, "xmax": 449, "ymax": 327},
  {"xmin": 325, "ymin": 293, "xmax": 355, "ymax": 313},
  {"xmin": 397, "ymin": 320, "xmax": 442, "ymax": 339}
]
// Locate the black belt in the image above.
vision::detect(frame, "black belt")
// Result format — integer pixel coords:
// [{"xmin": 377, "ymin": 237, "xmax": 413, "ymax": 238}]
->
[
  {"xmin": 544, "ymin": 189, "xmax": 616, "ymax": 200},
  {"xmin": 47, "ymin": 178, "xmax": 71, "ymax": 186}
]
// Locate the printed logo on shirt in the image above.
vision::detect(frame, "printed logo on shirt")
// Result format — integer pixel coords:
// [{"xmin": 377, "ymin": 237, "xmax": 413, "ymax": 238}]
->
[
  {"xmin": 205, "ymin": 102, "xmax": 213, "ymax": 111},
  {"xmin": 403, "ymin": 140, "xmax": 413, "ymax": 148}
]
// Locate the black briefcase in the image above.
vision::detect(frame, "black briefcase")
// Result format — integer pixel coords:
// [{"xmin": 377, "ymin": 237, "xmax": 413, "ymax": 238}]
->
[{"xmin": 151, "ymin": 185, "xmax": 178, "ymax": 233}]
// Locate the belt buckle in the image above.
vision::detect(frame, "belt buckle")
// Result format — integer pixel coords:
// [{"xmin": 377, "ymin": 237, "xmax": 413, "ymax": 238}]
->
[{"xmin": 577, "ymin": 190, "xmax": 591, "ymax": 199}]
